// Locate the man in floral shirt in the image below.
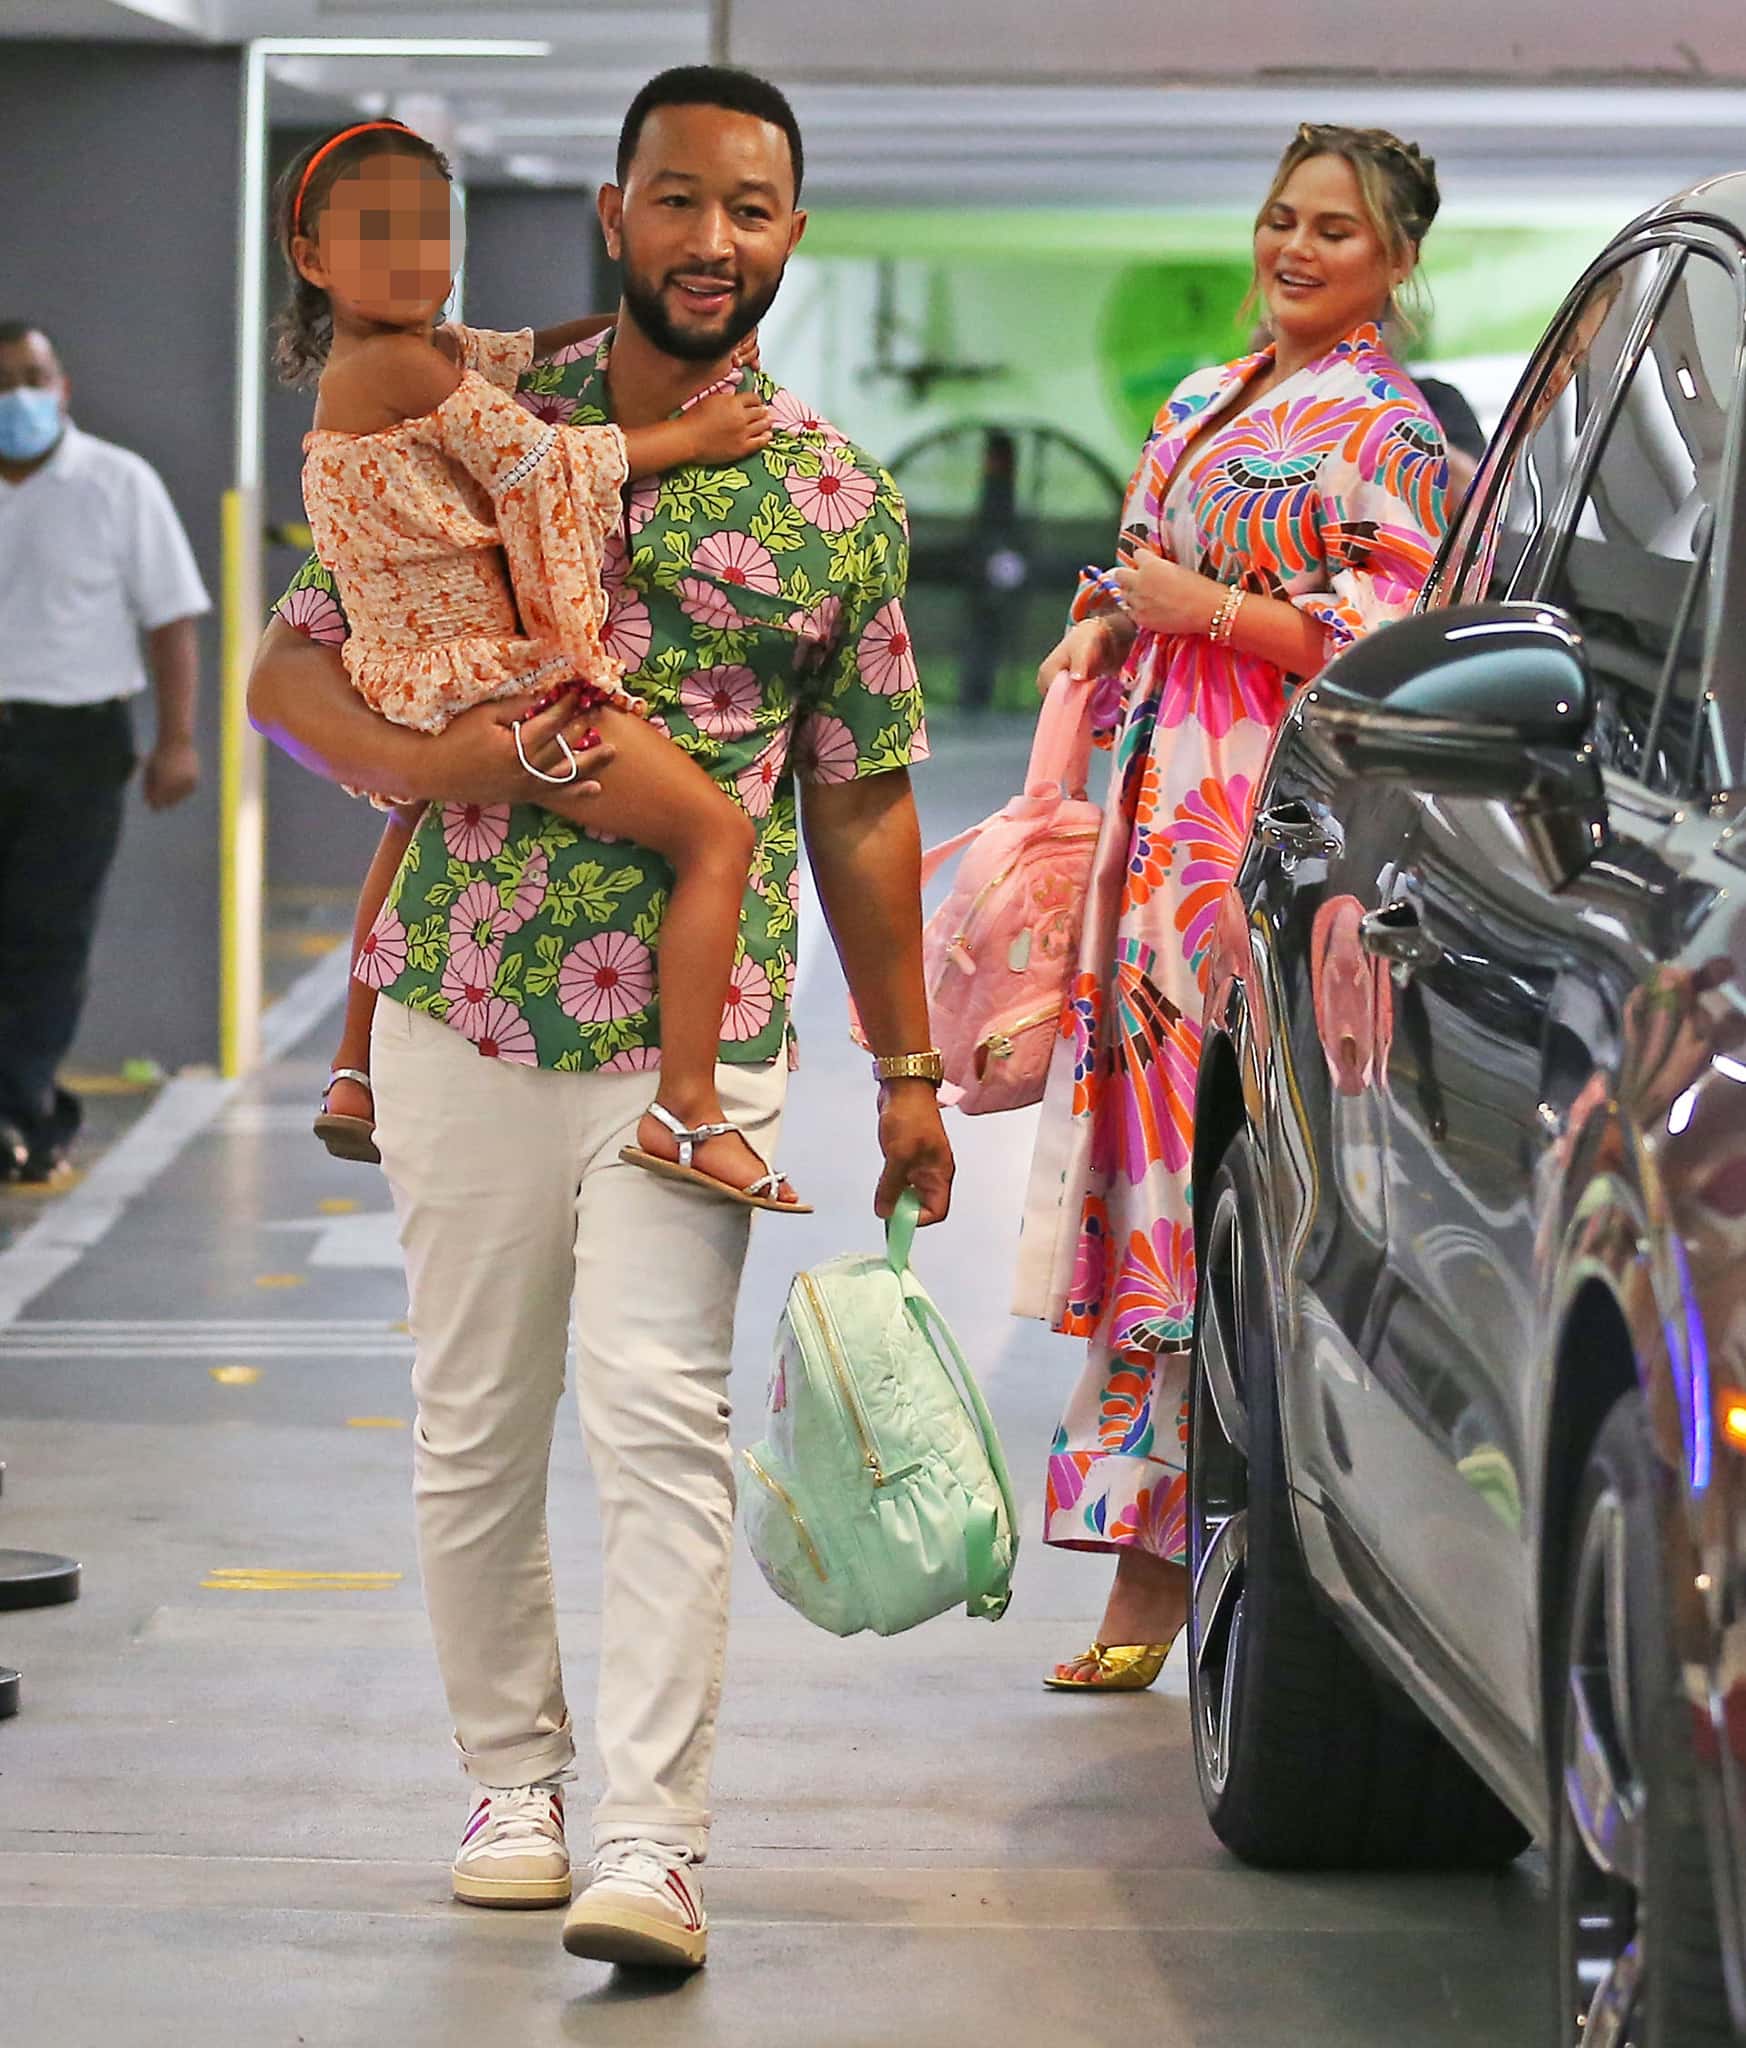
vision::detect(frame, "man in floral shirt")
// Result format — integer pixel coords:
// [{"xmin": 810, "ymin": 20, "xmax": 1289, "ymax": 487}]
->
[{"xmin": 250, "ymin": 67, "xmax": 953, "ymax": 1970}]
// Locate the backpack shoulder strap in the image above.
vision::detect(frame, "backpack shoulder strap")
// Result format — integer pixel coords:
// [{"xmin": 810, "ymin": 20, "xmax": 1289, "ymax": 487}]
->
[{"xmin": 885, "ymin": 1194, "xmax": 1018, "ymax": 1619}]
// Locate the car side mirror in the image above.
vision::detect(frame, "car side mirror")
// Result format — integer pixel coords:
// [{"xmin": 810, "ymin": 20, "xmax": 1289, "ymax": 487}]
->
[{"xmin": 1301, "ymin": 601, "xmax": 1607, "ymax": 886}]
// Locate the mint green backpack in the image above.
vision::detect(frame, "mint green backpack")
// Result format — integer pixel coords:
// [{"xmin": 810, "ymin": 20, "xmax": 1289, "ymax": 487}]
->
[{"xmin": 741, "ymin": 1191, "xmax": 1019, "ymax": 1637}]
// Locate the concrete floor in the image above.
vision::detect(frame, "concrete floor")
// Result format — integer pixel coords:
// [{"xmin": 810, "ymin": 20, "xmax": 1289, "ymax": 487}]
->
[{"xmin": 0, "ymin": 723, "xmax": 1548, "ymax": 2047}]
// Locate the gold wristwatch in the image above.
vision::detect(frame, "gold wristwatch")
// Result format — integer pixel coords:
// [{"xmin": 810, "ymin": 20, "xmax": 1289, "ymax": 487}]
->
[{"xmin": 871, "ymin": 1048, "xmax": 945, "ymax": 1086}]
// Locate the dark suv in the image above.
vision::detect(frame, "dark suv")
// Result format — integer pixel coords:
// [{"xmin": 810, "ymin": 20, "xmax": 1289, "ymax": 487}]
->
[{"xmin": 1190, "ymin": 176, "xmax": 1746, "ymax": 2045}]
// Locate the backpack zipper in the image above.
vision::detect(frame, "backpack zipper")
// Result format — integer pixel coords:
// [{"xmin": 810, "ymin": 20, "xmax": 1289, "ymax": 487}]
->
[
  {"xmin": 976, "ymin": 1001, "xmax": 1061, "ymax": 1070},
  {"xmin": 796, "ymin": 1270, "xmax": 921, "ymax": 1490},
  {"xmin": 742, "ymin": 1449, "xmax": 829, "ymax": 1582}
]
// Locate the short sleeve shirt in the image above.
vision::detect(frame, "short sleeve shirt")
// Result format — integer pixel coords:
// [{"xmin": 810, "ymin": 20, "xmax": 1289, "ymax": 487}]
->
[
  {"xmin": 275, "ymin": 330, "xmax": 928, "ymax": 1072},
  {"xmin": 0, "ymin": 422, "xmax": 211, "ymax": 706}
]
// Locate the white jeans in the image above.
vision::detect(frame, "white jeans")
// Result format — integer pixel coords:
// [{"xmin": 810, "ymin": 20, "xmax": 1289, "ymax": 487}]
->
[{"xmin": 371, "ymin": 999, "xmax": 786, "ymax": 1859}]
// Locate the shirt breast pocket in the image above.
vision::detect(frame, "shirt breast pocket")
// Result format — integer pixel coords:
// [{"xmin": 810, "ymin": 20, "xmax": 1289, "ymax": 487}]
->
[{"xmin": 682, "ymin": 570, "xmax": 803, "ymax": 644}]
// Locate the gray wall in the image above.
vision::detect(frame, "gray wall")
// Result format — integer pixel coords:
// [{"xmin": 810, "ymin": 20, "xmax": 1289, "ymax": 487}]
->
[
  {"xmin": 0, "ymin": 40, "xmax": 239, "ymax": 1073},
  {"xmin": 460, "ymin": 187, "xmax": 608, "ymax": 335}
]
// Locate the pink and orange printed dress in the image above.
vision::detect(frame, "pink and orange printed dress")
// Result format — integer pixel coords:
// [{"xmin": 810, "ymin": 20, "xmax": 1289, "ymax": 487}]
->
[
  {"xmin": 1014, "ymin": 319, "xmax": 1448, "ymax": 1561},
  {"xmin": 300, "ymin": 323, "xmax": 635, "ymax": 740}
]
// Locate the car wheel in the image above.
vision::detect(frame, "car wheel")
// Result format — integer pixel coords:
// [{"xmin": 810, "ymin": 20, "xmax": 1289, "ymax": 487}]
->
[
  {"xmin": 1553, "ymin": 1392, "xmax": 1730, "ymax": 2045},
  {"xmin": 1187, "ymin": 1126, "xmax": 1531, "ymax": 1870}
]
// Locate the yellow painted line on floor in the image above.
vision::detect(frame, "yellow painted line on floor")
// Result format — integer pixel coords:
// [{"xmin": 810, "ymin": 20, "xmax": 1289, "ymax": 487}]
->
[
  {"xmin": 60, "ymin": 1070, "xmax": 158, "ymax": 1097},
  {"xmin": 1, "ymin": 1170, "xmax": 84, "ymax": 1199},
  {"xmin": 268, "ymin": 931, "xmax": 343, "ymax": 961},
  {"xmin": 253, "ymin": 1273, "xmax": 305, "ymax": 1290},
  {"xmin": 318, "ymin": 1198, "xmax": 359, "ymax": 1215},
  {"xmin": 203, "ymin": 1568, "xmax": 403, "ymax": 1592},
  {"xmin": 209, "ymin": 1365, "xmax": 262, "ymax": 1386},
  {"xmin": 347, "ymin": 1416, "xmax": 407, "ymax": 1429}
]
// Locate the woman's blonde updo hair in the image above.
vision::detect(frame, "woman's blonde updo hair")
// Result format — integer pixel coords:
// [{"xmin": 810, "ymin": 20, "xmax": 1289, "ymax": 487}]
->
[{"xmin": 1252, "ymin": 123, "xmax": 1442, "ymax": 339}]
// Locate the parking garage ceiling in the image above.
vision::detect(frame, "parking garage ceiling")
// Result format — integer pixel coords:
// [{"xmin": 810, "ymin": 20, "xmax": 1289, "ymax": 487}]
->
[{"xmin": 8, "ymin": 0, "xmax": 1746, "ymax": 210}]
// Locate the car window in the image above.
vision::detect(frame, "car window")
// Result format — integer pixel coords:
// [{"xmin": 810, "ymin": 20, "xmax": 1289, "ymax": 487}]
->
[
  {"xmin": 1435, "ymin": 251, "xmax": 1666, "ymax": 609},
  {"xmin": 1539, "ymin": 253, "xmax": 1742, "ymax": 795}
]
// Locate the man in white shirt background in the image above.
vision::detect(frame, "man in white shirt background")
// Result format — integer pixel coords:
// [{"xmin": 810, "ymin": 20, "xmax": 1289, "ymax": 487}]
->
[{"xmin": 0, "ymin": 319, "xmax": 209, "ymax": 1183}]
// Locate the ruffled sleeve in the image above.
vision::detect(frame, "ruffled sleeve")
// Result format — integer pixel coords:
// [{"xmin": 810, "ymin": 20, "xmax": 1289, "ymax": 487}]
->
[
  {"xmin": 1291, "ymin": 400, "xmax": 1448, "ymax": 666},
  {"xmin": 428, "ymin": 369, "xmax": 631, "ymax": 692},
  {"xmin": 446, "ymin": 323, "xmax": 535, "ymax": 392}
]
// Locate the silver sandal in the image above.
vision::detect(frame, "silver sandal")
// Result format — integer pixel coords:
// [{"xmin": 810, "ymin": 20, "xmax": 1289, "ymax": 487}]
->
[
  {"xmin": 314, "ymin": 1067, "xmax": 381, "ymax": 1165},
  {"xmin": 619, "ymin": 1102, "xmax": 810, "ymax": 1214}
]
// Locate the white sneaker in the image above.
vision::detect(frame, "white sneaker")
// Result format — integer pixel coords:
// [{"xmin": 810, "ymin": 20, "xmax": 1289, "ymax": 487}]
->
[
  {"xmin": 450, "ymin": 1782, "xmax": 571, "ymax": 1908},
  {"xmin": 561, "ymin": 1838, "xmax": 708, "ymax": 1969}
]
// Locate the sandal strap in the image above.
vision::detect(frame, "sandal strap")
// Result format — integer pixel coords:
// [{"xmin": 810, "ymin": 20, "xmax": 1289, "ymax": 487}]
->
[
  {"xmin": 324, "ymin": 1068, "xmax": 373, "ymax": 1103},
  {"xmin": 643, "ymin": 1100, "xmax": 737, "ymax": 1169},
  {"xmin": 744, "ymin": 1173, "xmax": 787, "ymax": 1201}
]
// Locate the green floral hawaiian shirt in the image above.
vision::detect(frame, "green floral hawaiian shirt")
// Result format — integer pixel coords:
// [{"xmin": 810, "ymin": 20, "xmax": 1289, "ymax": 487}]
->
[{"xmin": 276, "ymin": 330, "xmax": 926, "ymax": 1072}]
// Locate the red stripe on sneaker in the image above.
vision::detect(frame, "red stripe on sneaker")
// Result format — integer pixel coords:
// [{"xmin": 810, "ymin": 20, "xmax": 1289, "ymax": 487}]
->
[
  {"xmin": 462, "ymin": 1801, "xmax": 493, "ymax": 1846},
  {"xmin": 664, "ymin": 1869, "xmax": 701, "ymax": 1929}
]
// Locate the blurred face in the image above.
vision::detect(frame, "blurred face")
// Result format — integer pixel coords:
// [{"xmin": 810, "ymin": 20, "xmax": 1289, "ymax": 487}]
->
[
  {"xmin": 1254, "ymin": 153, "xmax": 1404, "ymax": 354},
  {"xmin": 600, "ymin": 103, "xmax": 806, "ymax": 363},
  {"xmin": 0, "ymin": 329, "xmax": 65, "ymax": 401},
  {"xmin": 294, "ymin": 153, "xmax": 459, "ymax": 328}
]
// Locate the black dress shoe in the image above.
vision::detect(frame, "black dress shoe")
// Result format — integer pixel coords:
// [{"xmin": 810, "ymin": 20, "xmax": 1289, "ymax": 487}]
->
[
  {"xmin": 0, "ymin": 1121, "xmax": 28, "ymax": 1182},
  {"xmin": 17, "ymin": 1138, "xmax": 71, "ymax": 1185}
]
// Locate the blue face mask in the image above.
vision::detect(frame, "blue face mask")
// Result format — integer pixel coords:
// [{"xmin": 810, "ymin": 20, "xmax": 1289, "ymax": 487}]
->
[{"xmin": 0, "ymin": 387, "xmax": 65, "ymax": 462}]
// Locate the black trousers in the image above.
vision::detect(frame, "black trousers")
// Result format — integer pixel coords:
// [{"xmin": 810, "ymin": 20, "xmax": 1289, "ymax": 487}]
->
[{"xmin": 0, "ymin": 697, "xmax": 135, "ymax": 1149}]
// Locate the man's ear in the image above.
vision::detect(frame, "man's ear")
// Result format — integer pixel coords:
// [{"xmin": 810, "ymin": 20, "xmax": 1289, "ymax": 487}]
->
[
  {"xmin": 597, "ymin": 184, "xmax": 624, "ymax": 265},
  {"xmin": 787, "ymin": 207, "xmax": 808, "ymax": 260}
]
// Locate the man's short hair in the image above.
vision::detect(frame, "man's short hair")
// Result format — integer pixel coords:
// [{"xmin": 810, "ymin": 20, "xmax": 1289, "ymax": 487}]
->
[
  {"xmin": 616, "ymin": 65, "xmax": 804, "ymax": 202},
  {"xmin": 0, "ymin": 320, "xmax": 52, "ymax": 351}
]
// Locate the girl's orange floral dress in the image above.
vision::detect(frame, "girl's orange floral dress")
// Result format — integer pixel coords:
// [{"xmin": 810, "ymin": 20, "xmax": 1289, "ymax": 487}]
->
[
  {"xmin": 300, "ymin": 323, "xmax": 635, "ymax": 738},
  {"xmin": 1014, "ymin": 320, "xmax": 1448, "ymax": 1563}
]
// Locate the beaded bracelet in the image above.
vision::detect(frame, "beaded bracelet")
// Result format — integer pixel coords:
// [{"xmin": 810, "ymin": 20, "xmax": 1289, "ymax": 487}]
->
[{"xmin": 1209, "ymin": 586, "xmax": 1247, "ymax": 646}]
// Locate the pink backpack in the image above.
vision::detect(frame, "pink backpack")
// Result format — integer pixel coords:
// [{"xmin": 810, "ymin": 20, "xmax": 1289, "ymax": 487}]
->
[{"xmin": 922, "ymin": 673, "xmax": 1102, "ymax": 1115}]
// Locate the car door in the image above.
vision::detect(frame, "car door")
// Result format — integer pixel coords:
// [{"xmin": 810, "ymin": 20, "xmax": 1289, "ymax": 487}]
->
[
  {"xmin": 1362, "ymin": 243, "xmax": 1743, "ymax": 1745},
  {"xmin": 1243, "ymin": 716, "xmax": 1419, "ymax": 1509}
]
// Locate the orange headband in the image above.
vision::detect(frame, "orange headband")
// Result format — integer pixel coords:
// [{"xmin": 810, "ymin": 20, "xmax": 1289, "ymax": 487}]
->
[{"xmin": 294, "ymin": 120, "xmax": 414, "ymax": 235}]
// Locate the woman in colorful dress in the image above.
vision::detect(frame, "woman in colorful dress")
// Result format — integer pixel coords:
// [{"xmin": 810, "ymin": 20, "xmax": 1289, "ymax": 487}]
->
[{"xmin": 1015, "ymin": 124, "xmax": 1452, "ymax": 1690}]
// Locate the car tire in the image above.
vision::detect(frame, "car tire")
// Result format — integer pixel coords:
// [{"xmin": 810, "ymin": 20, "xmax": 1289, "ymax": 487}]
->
[
  {"xmin": 1552, "ymin": 1391, "xmax": 1731, "ymax": 2044},
  {"xmin": 1187, "ymin": 1126, "xmax": 1531, "ymax": 1870}
]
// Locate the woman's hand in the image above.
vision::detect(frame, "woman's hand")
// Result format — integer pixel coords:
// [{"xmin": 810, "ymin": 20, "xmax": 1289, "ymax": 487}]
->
[
  {"xmin": 1109, "ymin": 541, "xmax": 1222, "ymax": 637},
  {"xmin": 1035, "ymin": 613, "xmax": 1133, "ymax": 699}
]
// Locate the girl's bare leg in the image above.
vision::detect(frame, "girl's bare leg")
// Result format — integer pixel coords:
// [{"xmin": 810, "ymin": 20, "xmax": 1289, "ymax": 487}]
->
[
  {"xmin": 324, "ymin": 806, "xmax": 422, "ymax": 1127},
  {"xmin": 545, "ymin": 707, "xmax": 797, "ymax": 1201}
]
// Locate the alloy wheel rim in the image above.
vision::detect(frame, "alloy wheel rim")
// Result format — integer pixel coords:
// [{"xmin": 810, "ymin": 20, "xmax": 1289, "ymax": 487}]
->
[
  {"xmin": 1190, "ymin": 1183, "xmax": 1251, "ymax": 1799},
  {"xmin": 1563, "ymin": 1484, "xmax": 1646, "ymax": 2048}
]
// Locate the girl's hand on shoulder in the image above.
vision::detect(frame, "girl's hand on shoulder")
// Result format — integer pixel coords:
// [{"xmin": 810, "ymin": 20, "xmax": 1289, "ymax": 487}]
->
[
  {"xmin": 1110, "ymin": 539, "xmax": 1221, "ymax": 637},
  {"xmin": 683, "ymin": 388, "xmax": 773, "ymax": 464}
]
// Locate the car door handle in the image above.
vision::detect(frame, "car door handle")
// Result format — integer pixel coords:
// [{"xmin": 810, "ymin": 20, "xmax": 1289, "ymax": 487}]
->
[
  {"xmin": 1358, "ymin": 903, "xmax": 1441, "ymax": 975},
  {"xmin": 1255, "ymin": 800, "xmax": 1339, "ymax": 858}
]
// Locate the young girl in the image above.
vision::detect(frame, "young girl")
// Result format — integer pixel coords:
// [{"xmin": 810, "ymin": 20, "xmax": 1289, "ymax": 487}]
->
[{"xmin": 277, "ymin": 119, "xmax": 805, "ymax": 1212}]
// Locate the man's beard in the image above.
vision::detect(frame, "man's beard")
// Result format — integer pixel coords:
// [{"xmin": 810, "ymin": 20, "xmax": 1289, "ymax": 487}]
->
[{"xmin": 619, "ymin": 253, "xmax": 784, "ymax": 364}]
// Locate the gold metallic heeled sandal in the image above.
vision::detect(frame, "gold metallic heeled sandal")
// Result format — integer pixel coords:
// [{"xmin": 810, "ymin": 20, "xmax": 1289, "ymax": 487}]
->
[{"xmin": 1042, "ymin": 1640, "xmax": 1174, "ymax": 1693}]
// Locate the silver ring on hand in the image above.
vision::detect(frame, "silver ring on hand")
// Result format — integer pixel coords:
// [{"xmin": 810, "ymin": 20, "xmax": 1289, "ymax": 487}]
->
[{"xmin": 514, "ymin": 720, "xmax": 581, "ymax": 786}]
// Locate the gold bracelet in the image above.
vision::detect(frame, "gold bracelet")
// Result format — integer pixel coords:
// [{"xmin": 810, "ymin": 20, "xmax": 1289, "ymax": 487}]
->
[
  {"xmin": 1209, "ymin": 587, "xmax": 1246, "ymax": 646},
  {"xmin": 871, "ymin": 1049, "xmax": 945, "ymax": 1086}
]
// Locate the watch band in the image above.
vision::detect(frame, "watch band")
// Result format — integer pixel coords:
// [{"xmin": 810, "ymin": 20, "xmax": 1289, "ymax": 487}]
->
[{"xmin": 871, "ymin": 1049, "xmax": 945, "ymax": 1086}]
